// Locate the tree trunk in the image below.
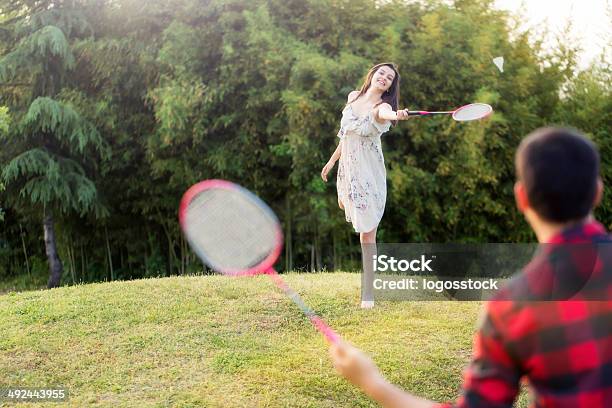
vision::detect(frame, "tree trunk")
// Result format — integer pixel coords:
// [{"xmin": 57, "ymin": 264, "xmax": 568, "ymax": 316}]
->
[
  {"xmin": 105, "ymin": 226, "xmax": 114, "ymax": 280},
  {"xmin": 80, "ymin": 242, "xmax": 85, "ymax": 281},
  {"xmin": 158, "ymin": 215, "xmax": 178, "ymax": 277},
  {"xmin": 310, "ymin": 243, "xmax": 315, "ymax": 272},
  {"xmin": 333, "ymin": 232, "xmax": 338, "ymax": 271},
  {"xmin": 68, "ymin": 235, "xmax": 76, "ymax": 284},
  {"xmin": 180, "ymin": 234, "xmax": 185, "ymax": 275},
  {"xmin": 315, "ymin": 224, "xmax": 322, "ymax": 271},
  {"xmin": 348, "ymin": 230, "xmax": 355, "ymax": 267},
  {"xmin": 44, "ymin": 213, "xmax": 63, "ymax": 288},
  {"xmin": 19, "ymin": 223, "xmax": 31, "ymax": 277},
  {"xmin": 284, "ymin": 196, "xmax": 293, "ymax": 272}
]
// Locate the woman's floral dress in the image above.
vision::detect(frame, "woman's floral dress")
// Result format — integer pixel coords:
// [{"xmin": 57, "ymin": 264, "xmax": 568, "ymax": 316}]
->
[{"xmin": 336, "ymin": 104, "xmax": 391, "ymax": 233}]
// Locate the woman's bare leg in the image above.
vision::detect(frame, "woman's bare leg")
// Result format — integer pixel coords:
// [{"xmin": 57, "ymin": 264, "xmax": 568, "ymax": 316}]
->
[{"xmin": 360, "ymin": 227, "xmax": 377, "ymax": 307}]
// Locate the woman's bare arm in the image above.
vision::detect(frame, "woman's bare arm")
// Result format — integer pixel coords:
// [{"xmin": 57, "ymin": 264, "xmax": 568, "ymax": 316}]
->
[{"xmin": 376, "ymin": 103, "xmax": 410, "ymax": 123}]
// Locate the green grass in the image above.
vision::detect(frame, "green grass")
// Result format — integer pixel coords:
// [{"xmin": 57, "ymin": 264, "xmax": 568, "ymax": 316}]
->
[{"xmin": 0, "ymin": 273, "xmax": 531, "ymax": 407}]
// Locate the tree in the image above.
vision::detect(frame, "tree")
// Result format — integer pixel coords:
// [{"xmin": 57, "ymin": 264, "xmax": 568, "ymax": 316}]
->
[
  {"xmin": 0, "ymin": 1, "xmax": 108, "ymax": 288},
  {"xmin": 0, "ymin": 106, "xmax": 8, "ymax": 222},
  {"xmin": 0, "ymin": 0, "xmax": 609, "ymax": 282},
  {"xmin": 554, "ymin": 58, "xmax": 612, "ymax": 226}
]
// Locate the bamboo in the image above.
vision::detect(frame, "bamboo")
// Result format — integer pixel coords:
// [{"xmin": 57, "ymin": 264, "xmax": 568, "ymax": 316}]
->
[
  {"xmin": 160, "ymin": 219, "xmax": 179, "ymax": 276},
  {"xmin": 105, "ymin": 226, "xmax": 114, "ymax": 281},
  {"xmin": 68, "ymin": 235, "xmax": 76, "ymax": 284},
  {"xmin": 181, "ymin": 234, "xmax": 186, "ymax": 275},
  {"xmin": 315, "ymin": 223, "xmax": 322, "ymax": 271},
  {"xmin": 80, "ymin": 242, "xmax": 85, "ymax": 282},
  {"xmin": 19, "ymin": 223, "xmax": 30, "ymax": 277},
  {"xmin": 285, "ymin": 196, "xmax": 293, "ymax": 272}
]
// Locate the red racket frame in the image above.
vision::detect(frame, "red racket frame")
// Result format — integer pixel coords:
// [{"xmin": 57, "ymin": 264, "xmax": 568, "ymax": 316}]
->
[{"xmin": 179, "ymin": 179, "xmax": 340, "ymax": 343}]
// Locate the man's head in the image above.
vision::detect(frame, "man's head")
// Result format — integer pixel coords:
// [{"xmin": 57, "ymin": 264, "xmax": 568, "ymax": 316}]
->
[{"xmin": 514, "ymin": 127, "xmax": 603, "ymax": 226}]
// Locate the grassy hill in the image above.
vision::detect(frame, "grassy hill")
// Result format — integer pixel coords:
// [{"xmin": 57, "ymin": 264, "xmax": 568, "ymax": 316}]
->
[{"xmin": 0, "ymin": 273, "xmax": 529, "ymax": 407}]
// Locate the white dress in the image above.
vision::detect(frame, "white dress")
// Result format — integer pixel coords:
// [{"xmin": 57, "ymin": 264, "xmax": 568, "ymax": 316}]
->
[{"xmin": 336, "ymin": 104, "xmax": 391, "ymax": 233}]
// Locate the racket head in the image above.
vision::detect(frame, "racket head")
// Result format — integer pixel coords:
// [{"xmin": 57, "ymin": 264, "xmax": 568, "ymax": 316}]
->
[
  {"xmin": 452, "ymin": 103, "xmax": 493, "ymax": 121},
  {"xmin": 179, "ymin": 179, "xmax": 283, "ymax": 276}
]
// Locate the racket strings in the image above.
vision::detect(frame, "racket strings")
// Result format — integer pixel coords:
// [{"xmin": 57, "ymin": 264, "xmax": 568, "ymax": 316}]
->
[
  {"xmin": 183, "ymin": 188, "xmax": 278, "ymax": 272},
  {"xmin": 453, "ymin": 104, "xmax": 492, "ymax": 121}
]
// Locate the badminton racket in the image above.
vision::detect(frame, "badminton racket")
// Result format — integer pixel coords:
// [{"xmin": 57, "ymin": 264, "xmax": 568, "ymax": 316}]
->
[
  {"xmin": 408, "ymin": 103, "xmax": 493, "ymax": 121},
  {"xmin": 179, "ymin": 179, "xmax": 340, "ymax": 343}
]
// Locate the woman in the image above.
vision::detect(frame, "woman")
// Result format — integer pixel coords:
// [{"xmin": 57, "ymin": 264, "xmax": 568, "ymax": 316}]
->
[{"xmin": 321, "ymin": 62, "xmax": 411, "ymax": 308}]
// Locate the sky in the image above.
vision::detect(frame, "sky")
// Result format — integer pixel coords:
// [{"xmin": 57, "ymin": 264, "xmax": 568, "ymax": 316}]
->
[{"xmin": 493, "ymin": 0, "xmax": 610, "ymax": 68}]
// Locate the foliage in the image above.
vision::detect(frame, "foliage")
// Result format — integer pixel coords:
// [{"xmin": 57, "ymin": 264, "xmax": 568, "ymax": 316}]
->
[
  {"xmin": 0, "ymin": 0, "xmax": 610, "ymax": 284},
  {"xmin": 553, "ymin": 60, "xmax": 612, "ymax": 225},
  {"xmin": 0, "ymin": 181, "xmax": 4, "ymax": 222}
]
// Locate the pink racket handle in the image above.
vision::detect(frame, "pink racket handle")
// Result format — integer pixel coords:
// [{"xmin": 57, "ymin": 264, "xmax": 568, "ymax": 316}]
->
[
  {"xmin": 266, "ymin": 268, "xmax": 340, "ymax": 344},
  {"xmin": 309, "ymin": 315, "xmax": 340, "ymax": 344},
  {"xmin": 408, "ymin": 110, "xmax": 453, "ymax": 116}
]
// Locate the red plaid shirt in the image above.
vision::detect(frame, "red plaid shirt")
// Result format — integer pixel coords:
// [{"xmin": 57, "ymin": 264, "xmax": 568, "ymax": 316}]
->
[{"xmin": 442, "ymin": 220, "xmax": 612, "ymax": 407}]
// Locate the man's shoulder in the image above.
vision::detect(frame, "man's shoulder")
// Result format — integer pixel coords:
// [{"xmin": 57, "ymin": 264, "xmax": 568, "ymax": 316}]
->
[
  {"xmin": 493, "ymin": 236, "xmax": 612, "ymax": 303},
  {"xmin": 490, "ymin": 255, "xmax": 548, "ymax": 303}
]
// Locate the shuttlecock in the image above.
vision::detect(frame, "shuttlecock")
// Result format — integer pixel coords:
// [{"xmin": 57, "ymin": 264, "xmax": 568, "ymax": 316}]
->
[{"xmin": 493, "ymin": 56, "xmax": 504, "ymax": 73}]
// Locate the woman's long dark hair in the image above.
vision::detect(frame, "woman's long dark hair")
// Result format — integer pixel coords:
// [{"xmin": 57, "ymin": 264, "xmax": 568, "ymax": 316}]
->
[{"xmin": 348, "ymin": 62, "xmax": 401, "ymax": 126}]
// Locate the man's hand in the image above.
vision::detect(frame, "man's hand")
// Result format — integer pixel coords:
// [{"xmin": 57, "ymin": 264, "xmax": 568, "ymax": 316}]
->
[
  {"xmin": 329, "ymin": 340, "xmax": 439, "ymax": 408},
  {"xmin": 329, "ymin": 339, "xmax": 383, "ymax": 392}
]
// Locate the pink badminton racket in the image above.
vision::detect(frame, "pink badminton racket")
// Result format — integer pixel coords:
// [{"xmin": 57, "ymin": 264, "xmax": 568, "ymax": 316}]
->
[
  {"xmin": 408, "ymin": 103, "xmax": 493, "ymax": 121},
  {"xmin": 179, "ymin": 179, "xmax": 339, "ymax": 343}
]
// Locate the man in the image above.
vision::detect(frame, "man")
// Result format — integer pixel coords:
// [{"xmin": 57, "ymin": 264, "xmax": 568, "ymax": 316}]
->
[{"xmin": 330, "ymin": 127, "xmax": 612, "ymax": 407}]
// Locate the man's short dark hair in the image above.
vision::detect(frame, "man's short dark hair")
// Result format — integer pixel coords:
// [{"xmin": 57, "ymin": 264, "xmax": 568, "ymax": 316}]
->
[{"xmin": 516, "ymin": 127, "xmax": 600, "ymax": 223}]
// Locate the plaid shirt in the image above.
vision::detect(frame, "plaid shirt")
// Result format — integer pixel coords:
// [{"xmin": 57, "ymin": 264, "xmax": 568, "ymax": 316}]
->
[{"xmin": 442, "ymin": 220, "xmax": 612, "ymax": 408}]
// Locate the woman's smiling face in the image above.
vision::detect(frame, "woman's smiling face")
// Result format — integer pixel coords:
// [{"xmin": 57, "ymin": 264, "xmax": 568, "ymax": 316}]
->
[{"xmin": 370, "ymin": 65, "xmax": 395, "ymax": 93}]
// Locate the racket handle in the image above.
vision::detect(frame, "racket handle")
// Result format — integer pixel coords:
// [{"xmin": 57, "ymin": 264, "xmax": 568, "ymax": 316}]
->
[
  {"xmin": 266, "ymin": 268, "xmax": 341, "ymax": 344},
  {"xmin": 309, "ymin": 315, "xmax": 340, "ymax": 344},
  {"xmin": 408, "ymin": 111, "xmax": 452, "ymax": 116}
]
